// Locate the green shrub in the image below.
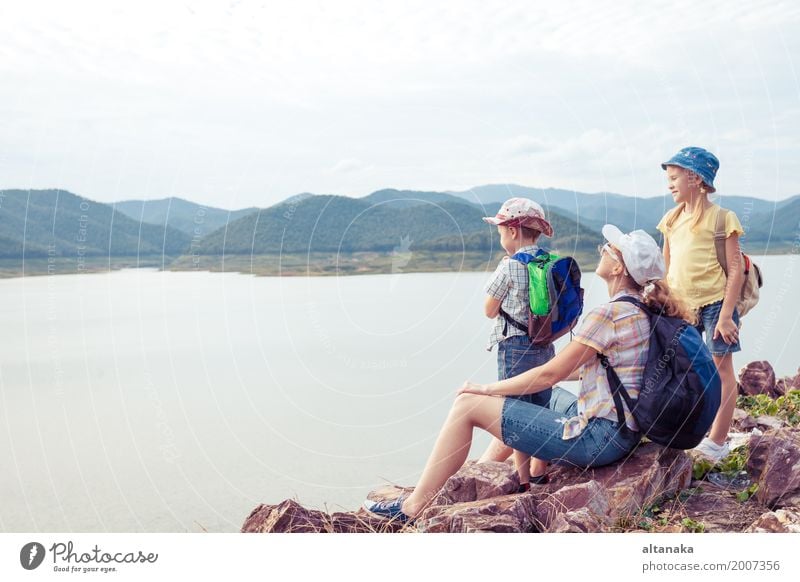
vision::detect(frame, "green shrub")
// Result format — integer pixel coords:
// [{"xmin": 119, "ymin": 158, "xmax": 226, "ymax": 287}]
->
[
  {"xmin": 737, "ymin": 390, "xmax": 800, "ymax": 426},
  {"xmin": 681, "ymin": 517, "xmax": 705, "ymax": 533}
]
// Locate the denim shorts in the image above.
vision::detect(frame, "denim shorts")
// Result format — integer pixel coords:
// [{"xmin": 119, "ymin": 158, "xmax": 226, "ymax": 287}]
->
[
  {"xmin": 500, "ymin": 387, "xmax": 641, "ymax": 468},
  {"xmin": 695, "ymin": 300, "xmax": 741, "ymax": 356},
  {"xmin": 497, "ymin": 335, "xmax": 555, "ymax": 408}
]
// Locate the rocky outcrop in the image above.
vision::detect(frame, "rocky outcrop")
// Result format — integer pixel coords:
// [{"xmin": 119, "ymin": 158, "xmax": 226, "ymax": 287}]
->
[
  {"xmin": 242, "ymin": 427, "xmax": 800, "ymax": 534},
  {"xmin": 739, "ymin": 361, "xmax": 778, "ymax": 397},
  {"xmin": 418, "ymin": 494, "xmax": 538, "ymax": 533},
  {"xmin": 525, "ymin": 444, "xmax": 692, "ymax": 532},
  {"xmin": 668, "ymin": 488, "xmax": 767, "ymax": 532},
  {"xmin": 430, "ymin": 460, "xmax": 518, "ymax": 506},
  {"xmin": 732, "ymin": 407, "xmax": 758, "ymax": 431},
  {"xmin": 748, "ymin": 428, "xmax": 800, "ymax": 509},
  {"xmin": 745, "ymin": 507, "xmax": 800, "ymax": 532},
  {"xmin": 242, "ymin": 444, "xmax": 692, "ymax": 533},
  {"xmin": 241, "ymin": 498, "xmax": 407, "ymax": 533},
  {"xmin": 242, "ymin": 365, "xmax": 800, "ymax": 534},
  {"xmin": 776, "ymin": 368, "xmax": 800, "ymax": 397}
]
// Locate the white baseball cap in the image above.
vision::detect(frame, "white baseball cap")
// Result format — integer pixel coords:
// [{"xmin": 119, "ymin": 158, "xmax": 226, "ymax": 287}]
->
[
  {"xmin": 602, "ymin": 224, "xmax": 666, "ymax": 286},
  {"xmin": 481, "ymin": 197, "xmax": 553, "ymax": 237}
]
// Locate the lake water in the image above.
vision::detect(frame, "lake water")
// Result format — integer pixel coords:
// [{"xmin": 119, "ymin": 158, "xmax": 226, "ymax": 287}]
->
[{"xmin": 1, "ymin": 254, "xmax": 798, "ymax": 532}]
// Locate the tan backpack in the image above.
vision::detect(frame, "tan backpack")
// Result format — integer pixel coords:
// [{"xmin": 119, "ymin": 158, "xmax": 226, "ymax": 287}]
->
[{"xmin": 714, "ymin": 208, "xmax": 763, "ymax": 317}]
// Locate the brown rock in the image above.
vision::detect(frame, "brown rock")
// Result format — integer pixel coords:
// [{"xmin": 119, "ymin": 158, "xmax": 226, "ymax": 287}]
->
[
  {"xmin": 548, "ymin": 507, "xmax": 609, "ymax": 533},
  {"xmin": 417, "ymin": 494, "xmax": 536, "ymax": 533},
  {"xmin": 775, "ymin": 378, "xmax": 790, "ymax": 397},
  {"xmin": 732, "ymin": 408, "xmax": 758, "ymax": 432},
  {"xmin": 778, "ymin": 368, "xmax": 800, "ymax": 394},
  {"xmin": 747, "ymin": 428, "xmax": 800, "ymax": 509},
  {"xmin": 543, "ymin": 443, "xmax": 692, "ymax": 517},
  {"xmin": 530, "ymin": 480, "xmax": 611, "ymax": 531},
  {"xmin": 242, "ymin": 442, "xmax": 694, "ymax": 534},
  {"xmin": 755, "ymin": 415, "xmax": 786, "ymax": 431},
  {"xmin": 745, "ymin": 507, "xmax": 800, "ymax": 532},
  {"xmin": 241, "ymin": 499, "xmax": 330, "ymax": 533},
  {"xmin": 739, "ymin": 361, "xmax": 777, "ymax": 397},
  {"xmin": 365, "ymin": 484, "xmax": 414, "ymax": 505},
  {"xmin": 670, "ymin": 489, "xmax": 767, "ymax": 533},
  {"xmin": 243, "ymin": 496, "xmax": 409, "ymax": 533},
  {"xmin": 330, "ymin": 509, "xmax": 407, "ymax": 533},
  {"xmin": 432, "ymin": 460, "xmax": 519, "ymax": 506},
  {"xmin": 775, "ymin": 370, "xmax": 800, "ymax": 396}
]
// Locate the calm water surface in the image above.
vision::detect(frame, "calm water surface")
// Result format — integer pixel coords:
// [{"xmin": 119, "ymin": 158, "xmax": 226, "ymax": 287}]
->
[{"xmin": 0, "ymin": 254, "xmax": 797, "ymax": 532}]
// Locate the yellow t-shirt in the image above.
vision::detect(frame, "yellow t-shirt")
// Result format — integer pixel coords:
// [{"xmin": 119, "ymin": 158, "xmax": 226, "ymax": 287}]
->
[{"xmin": 656, "ymin": 204, "xmax": 744, "ymax": 310}]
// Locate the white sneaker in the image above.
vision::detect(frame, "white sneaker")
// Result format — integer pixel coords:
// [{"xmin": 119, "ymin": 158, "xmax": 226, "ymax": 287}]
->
[{"xmin": 692, "ymin": 437, "xmax": 730, "ymax": 463}]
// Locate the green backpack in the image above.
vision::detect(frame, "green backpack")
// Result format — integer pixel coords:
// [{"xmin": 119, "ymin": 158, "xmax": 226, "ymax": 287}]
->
[{"xmin": 500, "ymin": 250, "xmax": 584, "ymax": 345}]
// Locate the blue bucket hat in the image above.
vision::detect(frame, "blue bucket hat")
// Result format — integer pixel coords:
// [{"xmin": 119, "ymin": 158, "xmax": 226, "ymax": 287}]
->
[{"xmin": 661, "ymin": 146, "xmax": 719, "ymax": 193}]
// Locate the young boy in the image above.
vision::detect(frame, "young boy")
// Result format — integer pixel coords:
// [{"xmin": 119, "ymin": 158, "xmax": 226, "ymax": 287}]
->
[{"xmin": 479, "ymin": 198, "xmax": 556, "ymax": 478}]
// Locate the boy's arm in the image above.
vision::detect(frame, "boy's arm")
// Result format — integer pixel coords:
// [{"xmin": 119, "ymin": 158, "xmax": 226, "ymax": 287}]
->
[
  {"xmin": 663, "ymin": 237, "xmax": 670, "ymax": 272},
  {"xmin": 484, "ymin": 296, "xmax": 502, "ymax": 318},
  {"xmin": 484, "ymin": 257, "xmax": 510, "ymax": 318}
]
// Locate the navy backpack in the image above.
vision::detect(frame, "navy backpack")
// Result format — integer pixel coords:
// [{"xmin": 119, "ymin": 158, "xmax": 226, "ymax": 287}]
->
[
  {"xmin": 601, "ymin": 296, "xmax": 721, "ymax": 449},
  {"xmin": 499, "ymin": 250, "xmax": 584, "ymax": 346}
]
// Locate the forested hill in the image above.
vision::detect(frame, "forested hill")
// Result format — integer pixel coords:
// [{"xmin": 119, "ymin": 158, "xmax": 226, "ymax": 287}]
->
[
  {"xmin": 0, "ymin": 189, "xmax": 190, "ymax": 258},
  {"xmin": 183, "ymin": 193, "xmax": 603, "ymax": 256},
  {"xmin": 113, "ymin": 197, "xmax": 257, "ymax": 236}
]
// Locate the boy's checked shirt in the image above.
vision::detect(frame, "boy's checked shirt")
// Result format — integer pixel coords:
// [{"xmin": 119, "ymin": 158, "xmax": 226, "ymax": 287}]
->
[{"xmin": 484, "ymin": 245, "xmax": 540, "ymax": 351}]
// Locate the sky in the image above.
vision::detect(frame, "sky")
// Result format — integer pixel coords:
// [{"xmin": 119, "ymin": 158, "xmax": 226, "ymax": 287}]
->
[{"xmin": 1, "ymin": 0, "xmax": 799, "ymax": 209}]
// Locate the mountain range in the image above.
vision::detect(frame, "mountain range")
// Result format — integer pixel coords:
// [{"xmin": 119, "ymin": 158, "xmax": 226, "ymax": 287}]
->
[
  {"xmin": 0, "ymin": 189, "xmax": 189, "ymax": 260},
  {"xmin": 446, "ymin": 184, "xmax": 799, "ymax": 243},
  {"xmin": 112, "ymin": 197, "xmax": 257, "ymax": 237},
  {"xmin": 0, "ymin": 186, "xmax": 796, "ymax": 274}
]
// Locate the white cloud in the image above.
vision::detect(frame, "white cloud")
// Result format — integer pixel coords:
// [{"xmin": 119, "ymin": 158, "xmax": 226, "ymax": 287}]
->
[
  {"xmin": 330, "ymin": 159, "xmax": 372, "ymax": 174},
  {"xmin": 0, "ymin": 1, "xmax": 798, "ymax": 206},
  {"xmin": 506, "ymin": 136, "xmax": 550, "ymax": 157}
]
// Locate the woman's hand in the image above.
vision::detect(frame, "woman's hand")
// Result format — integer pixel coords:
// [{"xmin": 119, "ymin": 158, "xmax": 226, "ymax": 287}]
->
[
  {"xmin": 458, "ymin": 381, "xmax": 492, "ymax": 396},
  {"xmin": 713, "ymin": 316, "xmax": 739, "ymax": 345}
]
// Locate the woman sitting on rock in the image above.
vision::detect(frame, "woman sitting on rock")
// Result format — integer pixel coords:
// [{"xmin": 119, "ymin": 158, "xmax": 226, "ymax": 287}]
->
[{"xmin": 364, "ymin": 225, "xmax": 695, "ymax": 523}]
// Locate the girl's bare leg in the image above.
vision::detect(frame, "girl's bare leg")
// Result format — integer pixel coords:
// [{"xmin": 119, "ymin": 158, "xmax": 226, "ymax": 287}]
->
[
  {"xmin": 479, "ymin": 438, "xmax": 549, "ymax": 480},
  {"xmin": 530, "ymin": 457, "xmax": 548, "ymax": 479},
  {"xmin": 708, "ymin": 353, "xmax": 737, "ymax": 444},
  {"xmin": 478, "ymin": 437, "xmax": 512, "ymax": 463},
  {"xmin": 514, "ymin": 450, "xmax": 531, "ymax": 487}
]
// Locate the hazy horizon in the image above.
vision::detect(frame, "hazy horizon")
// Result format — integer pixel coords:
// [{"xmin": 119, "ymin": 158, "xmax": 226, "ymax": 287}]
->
[{"xmin": 2, "ymin": 182, "xmax": 796, "ymax": 214}]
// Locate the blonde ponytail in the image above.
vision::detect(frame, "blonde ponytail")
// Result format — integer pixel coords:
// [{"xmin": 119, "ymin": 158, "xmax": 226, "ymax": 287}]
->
[{"xmin": 641, "ymin": 280, "xmax": 697, "ymax": 325}]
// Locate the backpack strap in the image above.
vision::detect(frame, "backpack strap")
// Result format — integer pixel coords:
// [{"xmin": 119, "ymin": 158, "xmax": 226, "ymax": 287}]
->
[
  {"xmin": 714, "ymin": 207, "xmax": 729, "ymax": 277},
  {"xmin": 597, "ymin": 295, "xmax": 647, "ymax": 430},
  {"xmin": 611, "ymin": 295, "xmax": 644, "ymax": 309},
  {"xmin": 598, "ymin": 354, "xmax": 632, "ymax": 429},
  {"xmin": 498, "ymin": 252, "xmax": 538, "ymax": 337},
  {"xmin": 498, "ymin": 307, "xmax": 528, "ymax": 335}
]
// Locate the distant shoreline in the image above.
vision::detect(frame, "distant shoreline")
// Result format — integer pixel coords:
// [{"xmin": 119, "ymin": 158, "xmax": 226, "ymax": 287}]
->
[{"xmin": 1, "ymin": 248, "xmax": 795, "ymax": 280}]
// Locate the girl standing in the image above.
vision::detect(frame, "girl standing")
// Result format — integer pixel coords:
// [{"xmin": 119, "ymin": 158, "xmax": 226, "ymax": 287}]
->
[{"xmin": 657, "ymin": 146, "xmax": 745, "ymax": 463}]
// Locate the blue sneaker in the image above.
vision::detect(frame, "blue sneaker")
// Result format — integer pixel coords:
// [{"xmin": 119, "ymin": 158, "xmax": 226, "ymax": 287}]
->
[{"xmin": 362, "ymin": 497, "xmax": 411, "ymax": 523}]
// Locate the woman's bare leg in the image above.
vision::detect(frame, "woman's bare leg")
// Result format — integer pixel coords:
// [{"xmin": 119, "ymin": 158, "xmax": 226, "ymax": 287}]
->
[{"xmin": 401, "ymin": 394, "xmax": 505, "ymax": 516}]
